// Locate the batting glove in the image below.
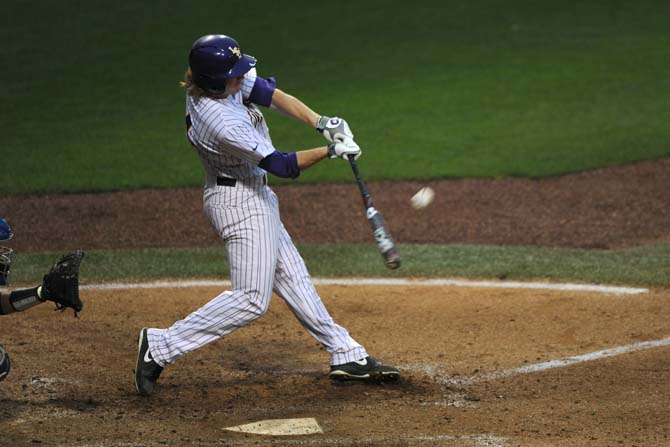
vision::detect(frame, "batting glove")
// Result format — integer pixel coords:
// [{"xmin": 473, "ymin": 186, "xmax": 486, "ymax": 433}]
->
[
  {"xmin": 317, "ymin": 116, "xmax": 354, "ymax": 143},
  {"xmin": 328, "ymin": 138, "xmax": 361, "ymax": 160}
]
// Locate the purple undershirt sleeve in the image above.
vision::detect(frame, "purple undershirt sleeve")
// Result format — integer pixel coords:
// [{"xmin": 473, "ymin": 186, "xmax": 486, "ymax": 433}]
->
[
  {"xmin": 249, "ymin": 76, "xmax": 277, "ymax": 107},
  {"xmin": 258, "ymin": 150, "xmax": 300, "ymax": 179}
]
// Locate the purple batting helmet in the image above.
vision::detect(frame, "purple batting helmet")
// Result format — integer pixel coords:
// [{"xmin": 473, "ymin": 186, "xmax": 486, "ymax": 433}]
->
[{"xmin": 189, "ymin": 34, "xmax": 257, "ymax": 94}]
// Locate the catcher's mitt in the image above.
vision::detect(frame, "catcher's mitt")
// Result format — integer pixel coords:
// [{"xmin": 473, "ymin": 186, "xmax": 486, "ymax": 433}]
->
[{"xmin": 42, "ymin": 250, "xmax": 85, "ymax": 316}]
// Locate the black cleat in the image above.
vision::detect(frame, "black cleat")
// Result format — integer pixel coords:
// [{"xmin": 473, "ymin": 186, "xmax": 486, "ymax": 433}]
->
[
  {"xmin": 329, "ymin": 356, "xmax": 400, "ymax": 382},
  {"xmin": 134, "ymin": 328, "xmax": 163, "ymax": 396}
]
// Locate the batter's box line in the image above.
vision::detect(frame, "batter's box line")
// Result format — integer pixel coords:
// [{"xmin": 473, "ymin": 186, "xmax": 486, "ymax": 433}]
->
[
  {"xmin": 281, "ymin": 434, "xmax": 510, "ymax": 447},
  {"xmin": 79, "ymin": 278, "xmax": 649, "ymax": 295},
  {"xmin": 62, "ymin": 434, "xmax": 510, "ymax": 447},
  {"xmin": 403, "ymin": 336, "xmax": 670, "ymax": 387},
  {"xmin": 210, "ymin": 434, "xmax": 510, "ymax": 447}
]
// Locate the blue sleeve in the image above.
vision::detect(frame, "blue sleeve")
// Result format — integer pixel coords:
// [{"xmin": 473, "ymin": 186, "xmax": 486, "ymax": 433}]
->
[
  {"xmin": 249, "ymin": 76, "xmax": 276, "ymax": 107},
  {"xmin": 259, "ymin": 150, "xmax": 300, "ymax": 179}
]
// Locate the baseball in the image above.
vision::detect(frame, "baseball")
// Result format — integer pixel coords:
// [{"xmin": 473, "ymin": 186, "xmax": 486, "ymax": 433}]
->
[{"xmin": 410, "ymin": 187, "xmax": 435, "ymax": 210}]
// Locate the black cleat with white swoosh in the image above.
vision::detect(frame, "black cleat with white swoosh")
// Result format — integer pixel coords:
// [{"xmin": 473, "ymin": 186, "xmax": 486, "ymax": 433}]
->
[
  {"xmin": 329, "ymin": 356, "xmax": 400, "ymax": 382},
  {"xmin": 134, "ymin": 328, "xmax": 164, "ymax": 396}
]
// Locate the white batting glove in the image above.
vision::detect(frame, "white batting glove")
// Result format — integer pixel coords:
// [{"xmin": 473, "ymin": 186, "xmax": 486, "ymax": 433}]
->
[
  {"xmin": 327, "ymin": 138, "xmax": 361, "ymax": 160},
  {"xmin": 316, "ymin": 116, "xmax": 354, "ymax": 143}
]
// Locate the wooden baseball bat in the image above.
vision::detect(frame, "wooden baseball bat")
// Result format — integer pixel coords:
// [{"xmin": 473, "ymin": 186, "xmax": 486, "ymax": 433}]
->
[{"xmin": 348, "ymin": 155, "xmax": 401, "ymax": 269}]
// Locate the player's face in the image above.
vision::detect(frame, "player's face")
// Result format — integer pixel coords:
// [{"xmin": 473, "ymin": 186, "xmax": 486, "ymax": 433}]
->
[{"xmin": 224, "ymin": 75, "xmax": 245, "ymax": 96}]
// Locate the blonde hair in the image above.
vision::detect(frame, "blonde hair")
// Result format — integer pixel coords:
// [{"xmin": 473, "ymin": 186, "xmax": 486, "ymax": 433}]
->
[
  {"xmin": 180, "ymin": 68, "xmax": 208, "ymax": 97},
  {"xmin": 181, "ymin": 68, "xmax": 233, "ymax": 99}
]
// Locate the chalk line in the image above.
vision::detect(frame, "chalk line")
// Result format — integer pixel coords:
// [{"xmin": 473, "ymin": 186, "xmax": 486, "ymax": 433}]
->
[
  {"xmin": 216, "ymin": 433, "xmax": 509, "ymax": 446},
  {"xmin": 80, "ymin": 278, "xmax": 648, "ymax": 295},
  {"xmin": 67, "ymin": 433, "xmax": 509, "ymax": 447},
  {"xmin": 409, "ymin": 336, "xmax": 670, "ymax": 387}
]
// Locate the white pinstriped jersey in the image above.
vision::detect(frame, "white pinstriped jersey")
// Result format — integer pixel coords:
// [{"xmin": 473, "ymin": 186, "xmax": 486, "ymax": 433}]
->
[
  {"xmin": 186, "ymin": 68, "xmax": 275, "ymax": 181},
  {"xmin": 145, "ymin": 66, "xmax": 369, "ymax": 369}
]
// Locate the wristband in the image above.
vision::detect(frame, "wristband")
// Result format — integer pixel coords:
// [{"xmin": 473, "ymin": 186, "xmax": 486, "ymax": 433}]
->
[
  {"xmin": 316, "ymin": 115, "xmax": 330, "ymax": 133},
  {"xmin": 327, "ymin": 142, "xmax": 338, "ymax": 159}
]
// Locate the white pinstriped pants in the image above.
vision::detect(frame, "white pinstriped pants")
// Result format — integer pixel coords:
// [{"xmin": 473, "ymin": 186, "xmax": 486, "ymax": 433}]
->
[{"xmin": 147, "ymin": 175, "xmax": 367, "ymax": 367}]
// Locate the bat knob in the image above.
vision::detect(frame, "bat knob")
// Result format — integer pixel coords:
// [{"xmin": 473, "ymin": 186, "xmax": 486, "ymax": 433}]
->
[{"xmin": 385, "ymin": 257, "xmax": 401, "ymax": 270}]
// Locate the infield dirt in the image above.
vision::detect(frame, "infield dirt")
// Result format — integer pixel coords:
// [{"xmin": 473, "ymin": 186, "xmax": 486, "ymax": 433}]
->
[
  {"xmin": 1, "ymin": 158, "xmax": 669, "ymax": 252},
  {"xmin": 1, "ymin": 284, "xmax": 669, "ymax": 446},
  {"xmin": 1, "ymin": 159, "xmax": 670, "ymax": 446}
]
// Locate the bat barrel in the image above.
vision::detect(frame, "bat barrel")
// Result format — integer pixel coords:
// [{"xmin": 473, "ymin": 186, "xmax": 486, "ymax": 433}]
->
[
  {"xmin": 384, "ymin": 249, "xmax": 401, "ymax": 269},
  {"xmin": 349, "ymin": 155, "xmax": 401, "ymax": 270}
]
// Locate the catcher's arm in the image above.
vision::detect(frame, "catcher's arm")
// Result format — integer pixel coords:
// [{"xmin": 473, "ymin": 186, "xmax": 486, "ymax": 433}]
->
[{"xmin": 41, "ymin": 250, "xmax": 85, "ymax": 316}]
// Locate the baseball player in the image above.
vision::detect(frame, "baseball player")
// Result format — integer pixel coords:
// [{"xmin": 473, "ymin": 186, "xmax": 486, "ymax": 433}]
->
[
  {"xmin": 134, "ymin": 34, "xmax": 400, "ymax": 395},
  {"xmin": 0, "ymin": 217, "xmax": 85, "ymax": 382}
]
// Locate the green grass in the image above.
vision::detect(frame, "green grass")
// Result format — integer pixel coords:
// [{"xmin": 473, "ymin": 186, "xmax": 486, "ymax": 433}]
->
[
  {"xmin": 10, "ymin": 244, "xmax": 670, "ymax": 287},
  {"xmin": 3, "ymin": 0, "xmax": 670, "ymax": 194}
]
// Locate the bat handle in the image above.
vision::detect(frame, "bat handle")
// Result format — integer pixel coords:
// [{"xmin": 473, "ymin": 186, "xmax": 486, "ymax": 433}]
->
[
  {"xmin": 347, "ymin": 154, "xmax": 358, "ymax": 172},
  {"xmin": 347, "ymin": 155, "xmax": 369, "ymax": 200}
]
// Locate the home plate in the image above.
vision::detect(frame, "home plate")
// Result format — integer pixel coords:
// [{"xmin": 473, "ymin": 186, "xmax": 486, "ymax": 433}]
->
[{"xmin": 224, "ymin": 418, "xmax": 323, "ymax": 436}]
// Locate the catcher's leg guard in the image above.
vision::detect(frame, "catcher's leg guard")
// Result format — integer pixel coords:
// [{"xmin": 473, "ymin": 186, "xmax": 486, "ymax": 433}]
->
[{"xmin": 0, "ymin": 344, "xmax": 10, "ymax": 382}]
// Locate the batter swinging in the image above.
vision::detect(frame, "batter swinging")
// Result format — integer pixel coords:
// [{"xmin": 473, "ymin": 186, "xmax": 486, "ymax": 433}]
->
[{"xmin": 134, "ymin": 34, "xmax": 399, "ymax": 395}]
